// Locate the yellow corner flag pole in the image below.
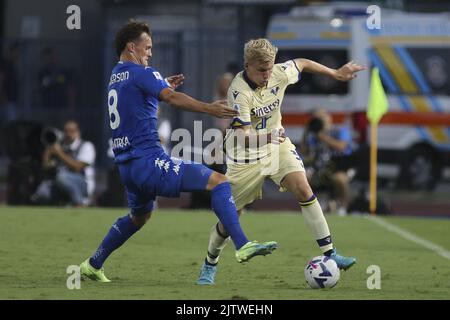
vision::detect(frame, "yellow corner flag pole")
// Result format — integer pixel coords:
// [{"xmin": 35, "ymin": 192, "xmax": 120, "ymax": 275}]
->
[
  {"xmin": 369, "ymin": 122, "xmax": 378, "ymax": 215},
  {"xmin": 366, "ymin": 68, "xmax": 388, "ymax": 215}
]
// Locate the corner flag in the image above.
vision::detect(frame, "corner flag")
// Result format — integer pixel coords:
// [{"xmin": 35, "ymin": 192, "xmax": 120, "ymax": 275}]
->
[
  {"xmin": 366, "ymin": 68, "xmax": 389, "ymax": 215},
  {"xmin": 367, "ymin": 68, "xmax": 388, "ymax": 124}
]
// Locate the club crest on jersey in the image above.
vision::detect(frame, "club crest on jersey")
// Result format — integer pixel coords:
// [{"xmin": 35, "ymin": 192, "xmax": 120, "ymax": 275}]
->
[
  {"xmin": 153, "ymin": 71, "xmax": 163, "ymax": 80},
  {"xmin": 271, "ymin": 86, "xmax": 279, "ymax": 96},
  {"xmin": 250, "ymin": 99, "xmax": 280, "ymax": 118},
  {"xmin": 282, "ymin": 59, "xmax": 296, "ymax": 70}
]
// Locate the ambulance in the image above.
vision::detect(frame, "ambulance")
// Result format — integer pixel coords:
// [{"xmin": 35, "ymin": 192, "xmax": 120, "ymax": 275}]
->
[{"xmin": 267, "ymin": 3, "xmax": 450, "ymax": 190}]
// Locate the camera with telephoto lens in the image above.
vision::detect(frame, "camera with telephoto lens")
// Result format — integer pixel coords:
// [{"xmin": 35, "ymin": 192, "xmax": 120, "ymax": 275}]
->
[
  {"xmin": 307, "ymin": 117, "xmax": 324, "ymax": 134},
  {"xmin": 40, "ymin": 127, "xmax": 63, "ymax": 146}
]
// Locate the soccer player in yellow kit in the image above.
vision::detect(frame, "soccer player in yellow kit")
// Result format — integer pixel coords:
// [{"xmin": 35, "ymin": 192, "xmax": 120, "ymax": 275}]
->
[{"xmin": 197, "ymin": 38, "xmax": 365, "ymax": 285}]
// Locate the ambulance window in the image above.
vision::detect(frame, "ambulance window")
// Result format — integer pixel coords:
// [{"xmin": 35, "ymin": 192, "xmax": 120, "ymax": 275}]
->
[
  {"xmin": 373, "ymin": 47, "xmax": 450, "ymax": 96},
  {"xmin": 276, "ymin": 49, "xmax": 349, "ymax": 95},
  {"xmin": 407, "ymin": 48, "xmax": 450, "ymax": 95}
]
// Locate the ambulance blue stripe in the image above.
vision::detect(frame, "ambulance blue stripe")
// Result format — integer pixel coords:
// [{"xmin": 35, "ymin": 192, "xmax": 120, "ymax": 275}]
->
[
  {"xmin": 395, "ymin": 46, "xmax": 450, "ymax": 138},
  {"xmin": 368, "ymin": 49, "xmax": 430, "ymax": 143}
]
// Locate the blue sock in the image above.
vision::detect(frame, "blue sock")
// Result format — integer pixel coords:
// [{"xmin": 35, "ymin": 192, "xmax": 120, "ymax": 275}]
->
[
  {"xmin": 89, "ymin": 214, "xmax": 141, "ymax": 269},
  {"xmin": 210, "ymin": 182, "xmax": 248, "ymax": 249}
]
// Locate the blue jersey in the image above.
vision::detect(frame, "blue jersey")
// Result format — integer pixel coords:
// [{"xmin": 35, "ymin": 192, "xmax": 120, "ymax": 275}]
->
[
  {"xmin": 107, "ymin": 61, "xmax": 213, "ymax": 216},
  {"xmin": 107, "ymin": 61, "xmax": 170, "ymax": 163}
]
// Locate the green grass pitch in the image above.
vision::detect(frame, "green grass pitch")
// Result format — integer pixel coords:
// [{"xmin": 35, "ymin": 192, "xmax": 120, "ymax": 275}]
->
[{"xmin": 0, "ymin": 206, "xmax": 449, "ymax": 300}]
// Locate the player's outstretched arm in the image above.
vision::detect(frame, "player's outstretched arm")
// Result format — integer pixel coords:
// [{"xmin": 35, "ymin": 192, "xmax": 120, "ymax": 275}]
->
[
  {"xmin": 294, "ymin": 58, "xmax": 365, "ymax": 82},
  {"xmin": 159, "ymin": 88, "xmax": 238, "ymax": 119}
]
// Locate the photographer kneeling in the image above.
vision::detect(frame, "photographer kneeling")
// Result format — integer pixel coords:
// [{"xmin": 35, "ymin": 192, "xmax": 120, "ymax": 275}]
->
[
  {"xmin": 32, "ymin": 120, "xmax": 96, "ymax": 207},
  {"xmin": 301, "ymin": 109, "xmax": 353, "ymax": 215}
]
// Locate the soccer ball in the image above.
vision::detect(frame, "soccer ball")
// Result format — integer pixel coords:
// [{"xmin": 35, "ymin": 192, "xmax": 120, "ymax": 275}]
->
[{"xmin": 304, "ymin": 255, "xmax": 340, "ymax": 289}]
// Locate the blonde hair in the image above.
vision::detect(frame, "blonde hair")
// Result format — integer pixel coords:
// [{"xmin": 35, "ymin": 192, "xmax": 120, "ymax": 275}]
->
[{"xmin": 244, "ymin": 38, "xmax": 278, "ymax": 64}]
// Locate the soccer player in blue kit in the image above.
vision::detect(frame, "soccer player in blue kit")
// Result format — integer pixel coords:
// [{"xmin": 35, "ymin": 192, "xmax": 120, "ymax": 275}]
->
[{"xmin": 79, "ymin": 20, "xmax": 277, "ymax": 282}]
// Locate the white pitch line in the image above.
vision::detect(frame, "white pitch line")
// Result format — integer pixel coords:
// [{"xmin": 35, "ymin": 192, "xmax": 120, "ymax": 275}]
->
[{"xmin": 366, "ymin": 216, "xmax": 450, "ymax": 261}]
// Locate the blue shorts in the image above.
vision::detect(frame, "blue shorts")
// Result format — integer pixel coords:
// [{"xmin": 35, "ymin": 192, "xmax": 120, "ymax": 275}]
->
[{"xmin": 117, "ymin": 153, "xmax": 213, "ymax": 216}]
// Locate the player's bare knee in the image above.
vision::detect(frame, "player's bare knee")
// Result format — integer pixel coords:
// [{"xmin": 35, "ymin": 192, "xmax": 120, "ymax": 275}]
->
[
  {"xmin": 217, "ymin": 222, "xmax": 228, "ymax": 237},
  {"xmin": 299, "ymin": 188, "xmax": 314, "ymax": 202},
  {"xmin": 131, "ymin": 212, "xmax": 151, "ymax": 227},
  {"xmin": 214, "ymin": 172, "xmax": 228, "ymax": 185},
  {"xmin": 288, "ymin": 181, "xmax": 313, "ymax": 202},
  {"xmin": 282, "ymin": 178, "xmax": 308, "ymax": 200},
  {"xmin": 207, "ymin": 172, "xmax": 228, "ymax": 190}
]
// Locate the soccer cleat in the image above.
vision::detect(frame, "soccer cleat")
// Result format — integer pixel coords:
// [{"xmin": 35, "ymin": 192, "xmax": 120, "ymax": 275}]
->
[
  {"xmin": 329, "ymin": 249, "xmax": 356, "ymax": 270},
  {"xmin": 80, "ymin": 259, "xmax": 111, "ymax": 283},
  {"xmin": 235, "ymin": 241, "xmax": 278, "ymax": 263},
  {"xmin": 196, "ymin": 262, "xmax": 218, "ymax": 285}
]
